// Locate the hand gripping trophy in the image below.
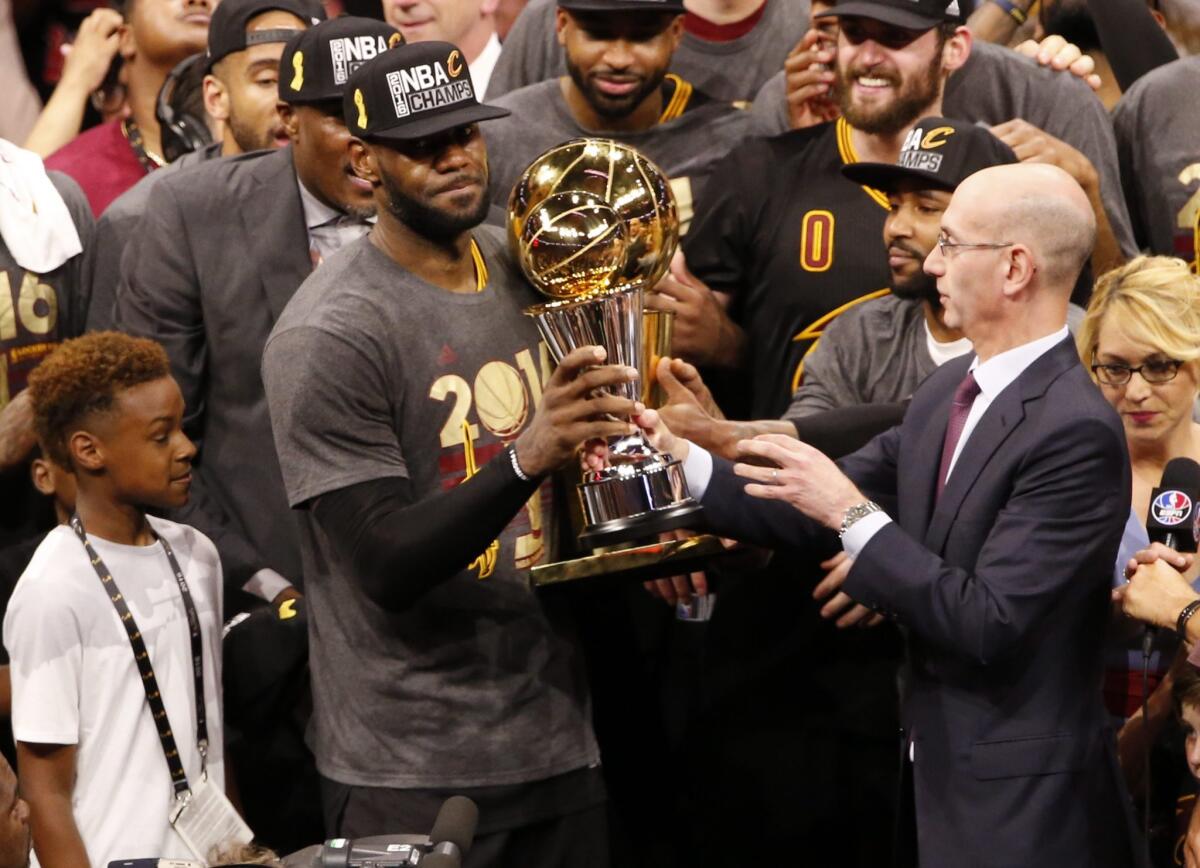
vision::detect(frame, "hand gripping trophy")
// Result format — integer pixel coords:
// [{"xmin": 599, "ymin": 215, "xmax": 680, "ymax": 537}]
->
[{"xmin": 510, "ymin": 138, "xmax": 703, "ymax": 548}]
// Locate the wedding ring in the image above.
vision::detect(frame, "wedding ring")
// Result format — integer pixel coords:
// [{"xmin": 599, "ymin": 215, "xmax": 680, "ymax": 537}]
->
[{"xmin": 771, "ymin": 469, "xmax": 779, "ymax": 483}]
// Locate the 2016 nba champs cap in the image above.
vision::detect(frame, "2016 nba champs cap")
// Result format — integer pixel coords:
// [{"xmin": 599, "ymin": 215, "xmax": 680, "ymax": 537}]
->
[
  {"xmin": 280, "ymin": 16, "xmax": 404, "ymax": 105},
  {"xmin": 205, "ymin": 0, "xmax": 324, "ymax": 70},
  {"xmin": 841, "ymin": 118, "xmax": 1017, "ymax": 192},
  {"xmin": 344, "ymin": 41, "xmax": 511, "ymax": 142}
]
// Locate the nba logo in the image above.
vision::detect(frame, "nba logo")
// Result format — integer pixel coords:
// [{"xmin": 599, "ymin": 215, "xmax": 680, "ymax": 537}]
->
[{"xmin": 1152, "ymin": 490, "xmax": 1193, "ymax": 526}]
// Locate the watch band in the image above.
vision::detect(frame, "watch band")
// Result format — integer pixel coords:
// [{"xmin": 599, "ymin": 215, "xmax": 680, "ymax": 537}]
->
[{"xmin": 839, "ymin": 500, "xmax": 882, "ymax": 537}]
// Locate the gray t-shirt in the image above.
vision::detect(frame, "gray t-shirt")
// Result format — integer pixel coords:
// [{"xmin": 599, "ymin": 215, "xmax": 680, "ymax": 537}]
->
[
  {"xmin": 783, "ymin": 294, "xmax": 938, "ymax": 420},
  {"xmin": 750, "ymin": 40, "xmax": 1137, "ymax": 259},
  {"xmin": 1112, "ymin": 55, "xmax": 1200, "ymax": 267},
  {"xmin": 485, "ymin": 0, "xmax": 811, "ymax": 103},
  {"xmin": 262, "ymin": 226, "xmax": 599, "ymax": 789},
  {"xmin": 485, "ymin": 78, "xmax": 753, "ymax": 229}
]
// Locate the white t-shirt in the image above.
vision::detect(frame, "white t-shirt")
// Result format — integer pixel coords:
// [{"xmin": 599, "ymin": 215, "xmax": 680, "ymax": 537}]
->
[{"xmin": 4, "ymin": 516, "xmax": 225, "ymax": 868}]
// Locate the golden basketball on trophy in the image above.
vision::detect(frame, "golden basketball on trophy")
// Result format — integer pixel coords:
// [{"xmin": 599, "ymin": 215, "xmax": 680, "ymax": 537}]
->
[{"xmin": 508, "ymin": 138, "xmax": 702, "ymax": 548}]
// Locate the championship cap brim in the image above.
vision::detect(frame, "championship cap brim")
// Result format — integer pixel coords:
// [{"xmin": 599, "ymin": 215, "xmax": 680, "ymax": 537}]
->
[
  {"xmin": 814, "ymin": 1, "xmax": 946, "ymax": 29},
  {"xmin": 842, "ymin": 161, "xmax": 955, "ymax": 191},
  {"xmin": 363, "ymin": 102, "xmax": 512, "ymax": 141}
]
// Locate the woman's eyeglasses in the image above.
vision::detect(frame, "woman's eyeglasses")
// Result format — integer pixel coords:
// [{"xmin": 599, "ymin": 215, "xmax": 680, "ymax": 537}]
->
[{"xmin": 1090, "ymin": 358, "xmax": 1185, "ymax": 386}]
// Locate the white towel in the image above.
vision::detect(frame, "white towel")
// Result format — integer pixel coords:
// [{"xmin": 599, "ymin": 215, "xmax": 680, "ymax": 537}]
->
[{"xmin": 0, "ymin": 138, "xmax": 83, "ymax": 274}]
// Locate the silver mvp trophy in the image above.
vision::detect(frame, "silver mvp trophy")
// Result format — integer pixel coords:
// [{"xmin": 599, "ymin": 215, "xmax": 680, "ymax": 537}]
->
[{"xmin": 509, "ymin": 138, "xmax": 703, "ymax": 547}]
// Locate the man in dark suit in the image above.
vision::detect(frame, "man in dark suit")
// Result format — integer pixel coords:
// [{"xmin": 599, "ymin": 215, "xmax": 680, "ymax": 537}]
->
[
  {"xmin": 631, "ymin": 163, "xmax": 1141, "ymax": 867},
  {"xmin": 114, "ymin": 16, "xmax": 400, "ymax": 610}
]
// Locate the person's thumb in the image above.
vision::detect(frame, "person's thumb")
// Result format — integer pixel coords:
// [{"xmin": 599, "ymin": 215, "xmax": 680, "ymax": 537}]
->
[{"xmin": 657, "ymin": 356, "xmax": 691, "ymax": 403}]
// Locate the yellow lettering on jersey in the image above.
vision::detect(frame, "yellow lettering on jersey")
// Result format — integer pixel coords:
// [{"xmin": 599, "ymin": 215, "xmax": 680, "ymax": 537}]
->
[
  {"xmin": 18, "ymin": 272, "xmax": 57, "ymax": 336},
  {"xmin": 463, "ymin": 419, "xmax": 500, "ymax": 580},
  {"xmin": 670, "ymin": 177, "xmax": 694, "ymax": 236},
  {"xmin": 799, "ymin": 210, "xmax": 835, "ymax": 273},
  {"xmin": 920, "ymin": 126, "xmax": 955, "ymax": 149},
  {"xmin": 0, "ymin": 273, "xmax": 14, "ymax": 340},
  {"xmin": 1178, "ymin": 164, "xmax": 1200, "ymax": 272},
  {"xmin": 430, "ymin": 375, "xmax": 479, "ymax": 447},
  {"xmin": 790, "ymin": 288, "xmax": 892, "ymax": 393}
]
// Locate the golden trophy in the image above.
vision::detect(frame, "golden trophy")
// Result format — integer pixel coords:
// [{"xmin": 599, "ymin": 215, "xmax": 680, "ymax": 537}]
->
[{"xmin": 510, "ymin": 138, "xmax": 703, "ymax": 548}]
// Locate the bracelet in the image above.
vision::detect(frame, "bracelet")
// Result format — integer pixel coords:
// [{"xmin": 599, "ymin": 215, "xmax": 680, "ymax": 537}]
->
[
  {"xmin": 508, "ymin": 445, "xmax": 532, "ymax": 482},
  {"xmin": 1176, "ymin": 599, "xmax": 1200, "ymax": 638},
  {"xmin": 990, "ymin": 0, "xmax": 1028, "ymax": 24}
]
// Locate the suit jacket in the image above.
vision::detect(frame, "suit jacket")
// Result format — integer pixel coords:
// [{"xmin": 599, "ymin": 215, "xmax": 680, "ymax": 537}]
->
[
  {"xmin": 702, "ymin": 337, "xmax": 1141, "ymax": 868},
  {"xmin": 115, "ymin": 146, "xmax": 312, "ymax": 592}
]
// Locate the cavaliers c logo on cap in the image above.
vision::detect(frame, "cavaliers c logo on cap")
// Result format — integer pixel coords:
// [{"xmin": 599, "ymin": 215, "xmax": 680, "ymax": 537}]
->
[
  {"xmin": 388, "ymin": 32, "xmax": 404, "ymax": 48},
  {"xmin": 354, "ymin": 88, "xmax": 368, "ymax": 129},
  {"xmin": 447, "ymin": 49, "xmax": 463, "ymax": 78},
  {"xmin": 921, "ymin": 126, "xmax": 955, "ymax": 150},
  {"xmin": 290, "ymin": 51, "xmax": 305, "ymax": 91}
]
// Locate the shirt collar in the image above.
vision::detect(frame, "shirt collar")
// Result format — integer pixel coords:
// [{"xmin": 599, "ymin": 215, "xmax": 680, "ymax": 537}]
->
[
  {"xmin": 296, "ymin": 175, "xmax": 343, "ymax": 231},
  {"xmin": 968, "ymin": 325, "xmax": 1069, "ymax": 399}
]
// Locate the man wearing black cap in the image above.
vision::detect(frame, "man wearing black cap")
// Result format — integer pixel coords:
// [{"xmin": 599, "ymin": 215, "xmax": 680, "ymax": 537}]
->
[
  {"xmin": 115, "ymin": 15, "xmax": 400, "ymax": 612},
  {"xmin": 263, "ymin": 40, "xmax": 627, "ymax": 868},
  {"xmin": 481, "ymin": 0, "xmax": 752, "ymax": 230},
  {"xmin": 87, "ymin": 0, "xmax": 324, "ymax": 332}
]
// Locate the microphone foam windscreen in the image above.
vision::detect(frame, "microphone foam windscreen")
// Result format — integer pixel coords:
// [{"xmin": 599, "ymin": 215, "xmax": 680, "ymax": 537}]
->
[{"xmin": 430, "ymin": 796, "xmax": 479, "ymax": 854}]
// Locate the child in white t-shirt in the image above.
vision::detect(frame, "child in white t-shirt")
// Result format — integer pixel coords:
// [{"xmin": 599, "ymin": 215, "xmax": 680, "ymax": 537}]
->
[{"xmin": 4, "ymin": 333, "xmax": 226, "ymax": 868}]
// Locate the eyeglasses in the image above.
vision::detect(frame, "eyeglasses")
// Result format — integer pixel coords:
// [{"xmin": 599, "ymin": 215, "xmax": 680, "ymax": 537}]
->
[
  {"xmin": 1090, "ymin": 358, "xmax": 1185, "ymax": 386},
  {"xmin": 936, "ymin": 232, "xmax": 1014, "ymax": 257}
]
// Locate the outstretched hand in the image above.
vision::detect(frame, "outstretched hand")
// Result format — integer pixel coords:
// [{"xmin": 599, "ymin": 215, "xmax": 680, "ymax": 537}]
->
[{"xmin": 734, "ymin": 434, "xmax": 863, "ymax": 529}]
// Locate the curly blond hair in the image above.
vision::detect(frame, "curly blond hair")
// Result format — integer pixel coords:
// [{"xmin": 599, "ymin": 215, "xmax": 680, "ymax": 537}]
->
[
  {"xmin": 28, "ymin": 331, "xmax": 171, "ymax": 469},
  {"xmin": 1076, "ymin": 256, "xmax": 1200, "ymax": 379}
]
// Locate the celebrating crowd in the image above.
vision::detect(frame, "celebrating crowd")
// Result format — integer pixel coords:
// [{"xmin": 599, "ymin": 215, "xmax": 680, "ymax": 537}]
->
[{"xmin": 1, "ymin": 0, "xmax": 1200, "ymax": 865}]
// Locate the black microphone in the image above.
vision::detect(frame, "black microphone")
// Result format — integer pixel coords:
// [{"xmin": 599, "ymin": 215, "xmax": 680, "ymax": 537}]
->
[
  {"xmin": 1145, "ymin": 457, "xmax": 1200, "ymax": 554},
  {"xmin": 1141, "ymin": 457, "xmax": 1200, "ymax": 656},
  {"xmin": 426, "ymin": 796, "xmax": 479, "ymax": 867}
]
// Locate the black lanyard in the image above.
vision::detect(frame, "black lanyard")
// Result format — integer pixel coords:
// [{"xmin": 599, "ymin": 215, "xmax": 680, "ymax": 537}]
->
[{"xmin": 69, "ymin": 515, "xmax": 208, "ymax": 797}]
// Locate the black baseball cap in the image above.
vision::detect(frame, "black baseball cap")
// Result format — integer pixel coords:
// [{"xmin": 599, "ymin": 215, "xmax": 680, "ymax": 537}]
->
[
  {"xmin": 815, "ymin": 0, "xmax": 962, "ymax": 29},
  {"xmin": 205, "ymin": 0, "xmax": 324, "ymax": 70},
  {"xmin": 841, "ymin": 118, "xmax": 1017, "ymax": 192},
  {"xmin": 280, "ymin": 17, "xmax": 404, "ymax": 106},
  {"xmin": 344, "ymin": 41, "xmax": 511, "ymax": 142},
  {"xmin": 558, "ymin": 0, "xmax": 686, "ymax": 15}
]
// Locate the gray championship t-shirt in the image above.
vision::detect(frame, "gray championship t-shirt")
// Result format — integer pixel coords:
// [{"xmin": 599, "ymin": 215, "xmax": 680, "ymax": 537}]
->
[
  {"xmin": 262, "ymin": 226, "xmax": 599, "ymax": 789},
  {"xmin": 1112, "ymin": 55, "xmax": 1200, "ymax": 268},
  {"xmin": 783, "ymin": 293, "xmax": 938, "ymax": 420},
  {"xmin": 485, "ymin": 77, "xmax": 753, "ymax": 230},
  {"xmin": 750, "ymin": 40, "xmax": 1137, "ymax": 259},
  {"xmin": 485, "ymin": 0, "xmax": 811, "ymax": 103}
]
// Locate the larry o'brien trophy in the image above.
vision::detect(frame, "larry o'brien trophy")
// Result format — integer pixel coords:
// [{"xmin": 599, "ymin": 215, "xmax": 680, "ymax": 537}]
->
[{"xmin": 509, "ymin": 138, "xmax": 707, "ymax": 558}]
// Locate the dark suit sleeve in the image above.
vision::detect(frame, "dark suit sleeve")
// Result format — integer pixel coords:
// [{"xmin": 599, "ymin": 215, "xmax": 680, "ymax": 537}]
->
[
  {"xmin": 114, "ymin": 181, "xmax": 271, "ymax": 593},
  {"xmin": 842, "ymin": 416, "xmax": 1127, "ymax": 666}
]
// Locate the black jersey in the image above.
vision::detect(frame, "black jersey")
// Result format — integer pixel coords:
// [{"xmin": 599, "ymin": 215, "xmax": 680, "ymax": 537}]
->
[{"xmin": 683, "ymin": 117, "xmax": 892, "ymax": 420}]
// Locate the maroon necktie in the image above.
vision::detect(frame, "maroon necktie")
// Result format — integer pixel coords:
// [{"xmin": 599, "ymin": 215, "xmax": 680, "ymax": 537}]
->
[{"xmin": 937, "ymin": 372, "xmax": 981, "ymax": 498}]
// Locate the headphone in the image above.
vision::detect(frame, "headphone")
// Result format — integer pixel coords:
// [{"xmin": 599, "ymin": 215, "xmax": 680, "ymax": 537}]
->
[{"xmin": 156, "ymin": 53, "xmax": 215, "ymax": 163}]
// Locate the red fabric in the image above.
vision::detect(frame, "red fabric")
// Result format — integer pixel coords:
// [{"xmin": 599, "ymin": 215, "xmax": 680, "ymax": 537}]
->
[
  {"xmin": 45, "ymin": 119, "xmax": 150, "ymax": 216},
  {"xmin": 683, "ymin": 0, "xmax": 768, "ymax": 42},
  {"xmin": 1103, "ymin": 667, "xmax": 1164, "ymax": 720}
]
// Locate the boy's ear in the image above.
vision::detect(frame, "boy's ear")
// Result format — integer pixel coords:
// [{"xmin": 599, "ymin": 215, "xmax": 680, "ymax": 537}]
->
[
  {"xmin": 30, "ymin": 458, "xmax": 53, "ymax": 496},
  {"xmin": 69, "ymin": 431, "xmax": 104, "ymax": 474}
]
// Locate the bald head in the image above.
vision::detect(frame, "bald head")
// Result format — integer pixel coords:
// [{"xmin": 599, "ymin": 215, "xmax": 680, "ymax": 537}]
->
[{"xmin": 954, "ymin": 164, "xmax": 1096, "ymax": 291}]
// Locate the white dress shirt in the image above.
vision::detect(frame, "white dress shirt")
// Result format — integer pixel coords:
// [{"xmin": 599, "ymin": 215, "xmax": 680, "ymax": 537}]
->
[{"xmin": 678, "ymin": 325, "xmax": 1071, "ymax": 559}]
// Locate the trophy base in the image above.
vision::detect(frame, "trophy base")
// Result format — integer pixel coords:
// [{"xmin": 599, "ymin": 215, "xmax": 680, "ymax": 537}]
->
[
  {"xmin": 578, "ymin": 500, "xmax": 704, "ymax": 547},
  {"xmin": 530, "ymin": 533, "xmax": 727, "ymax": 588}
]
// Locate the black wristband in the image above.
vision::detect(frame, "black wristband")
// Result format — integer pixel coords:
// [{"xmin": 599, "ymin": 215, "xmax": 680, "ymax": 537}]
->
[{"xmin": 1176, "ymin": 599, "xmax": 1200, "ymax": 638}]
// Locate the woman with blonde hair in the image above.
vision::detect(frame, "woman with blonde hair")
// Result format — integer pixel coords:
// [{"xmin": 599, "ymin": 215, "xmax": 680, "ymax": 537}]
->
[{"xmin": 1077, "ymin": 255, "xmax": 1200, "ymax": 858}]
